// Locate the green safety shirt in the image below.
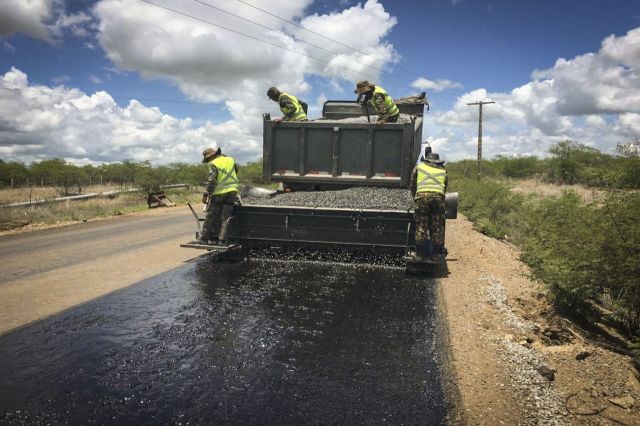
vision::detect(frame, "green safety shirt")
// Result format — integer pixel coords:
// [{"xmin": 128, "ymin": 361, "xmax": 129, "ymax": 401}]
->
[
  {"xmin": 416, "ymin": 163, "xmax": 446, "ymax": 196},
  {"xmin": 369, "ymin": 86, "xmax": 399, "ymax": 119},
  {"xmin": 279, "ymin": 93, "xmax": 307, "ymax": 121},
  {"xmin": 209, "ymin": 156, "xmax": 239, "ymax": 195}
]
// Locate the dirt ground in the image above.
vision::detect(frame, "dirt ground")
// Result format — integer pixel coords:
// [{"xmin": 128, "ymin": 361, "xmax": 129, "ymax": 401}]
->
[{"xmin": 443, "ymin": 214, "xmax": 639, "ymax": 425}]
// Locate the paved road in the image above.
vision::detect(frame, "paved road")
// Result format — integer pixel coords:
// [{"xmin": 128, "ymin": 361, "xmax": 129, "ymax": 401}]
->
[
  {"xmin": 0, "ymin": 256, "xmax": 447, "ymax": 424},
  {"xmin": 0, "ymin": 207, "xmax": 203, "ymax": 334}
]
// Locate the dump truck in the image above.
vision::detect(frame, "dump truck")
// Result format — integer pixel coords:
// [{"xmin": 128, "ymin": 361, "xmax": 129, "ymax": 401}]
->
[
  {"xmin": 183, "ymin": 97, "xmax": 457, "ymax": 268},
  {"xmin": 262, "ymin": 100, "xmax": 425, "ymax": 191}
]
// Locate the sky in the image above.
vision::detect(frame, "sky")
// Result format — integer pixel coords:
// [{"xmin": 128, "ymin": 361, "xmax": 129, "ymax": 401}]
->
[{"xmin": 0, "ymin": 0, "xmax": 639, "ymax": 165}]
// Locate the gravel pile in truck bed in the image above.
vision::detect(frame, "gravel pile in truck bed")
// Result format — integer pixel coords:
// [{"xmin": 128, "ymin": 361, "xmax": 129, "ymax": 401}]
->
[
  {"xmin": 317, "ymin": 113, "xmax": 416, "ymax": 124},
  {"xmin": 244, "ymin": 187, "xmax": 414, "ymax": 211}
]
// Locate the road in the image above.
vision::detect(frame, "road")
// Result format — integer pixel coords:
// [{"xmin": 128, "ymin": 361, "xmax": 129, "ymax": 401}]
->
[
  {"xmin": 0, "ymin": 210, "xmax": 448, "ymax": 424},
  {"xmin": 0, "ymin": 206, "xmax": 202, "ymax": 334}
]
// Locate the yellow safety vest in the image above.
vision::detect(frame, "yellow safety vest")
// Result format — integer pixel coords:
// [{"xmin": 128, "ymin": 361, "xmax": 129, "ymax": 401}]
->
[
  {"xmin": 210, "ymin": 156, "xmax": 239, "ymax": 195},
  {"xmin": 370, "ymin": 86, "xmax": 399, "ymax": 117},
  {"xmin": 279, "ymin": 93, "xmax": 307, "ymax": 121},
  {"xmin": 416, "ymin": 163, "xmax": 446, "ymax": 196}
]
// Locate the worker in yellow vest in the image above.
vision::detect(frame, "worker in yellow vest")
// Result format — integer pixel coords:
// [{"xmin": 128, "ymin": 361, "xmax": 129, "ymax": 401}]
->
[
  {"xmin": 354, "ymin": 80, "xmax": 400, "ymax": 124},
  {"xmin": 410, "ymin": 149, "xmax": 448, "ymax": 259},
  {"xmin": 267, "ymin": 87, "xmax": 308, "ymax": 122},
  {"xmin": 199, "ymin": 146, "xmax": 240, "ymax": 246}
]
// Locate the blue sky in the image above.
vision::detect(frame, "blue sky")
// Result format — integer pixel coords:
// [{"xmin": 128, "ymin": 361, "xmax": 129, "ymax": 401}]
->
[{"xmin": 1, "ymin": 0, "xmax": 639, "ymax": 164}]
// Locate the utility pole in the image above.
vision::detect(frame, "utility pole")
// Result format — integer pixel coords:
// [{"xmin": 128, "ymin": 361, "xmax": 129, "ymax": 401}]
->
[{"xmin": 467, "ymin": 100, "xmax": 495, "ymax": 179}]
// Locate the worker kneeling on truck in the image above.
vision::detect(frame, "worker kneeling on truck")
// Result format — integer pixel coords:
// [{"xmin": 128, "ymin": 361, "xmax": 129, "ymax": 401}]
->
[
  {"xmin": 198, "ymin": 146, "xmax": 240, "ymax": 246},
  {"xmin": 410, "ymin": 150, "xmax": 448, "ymax": 259},
  {"xmin": 354, "ymin": 80, "xmax": 400, "ymax": 124},
  {"xmin": 267, "ymin": 87, "xmax": 308, "ymax": 122}
]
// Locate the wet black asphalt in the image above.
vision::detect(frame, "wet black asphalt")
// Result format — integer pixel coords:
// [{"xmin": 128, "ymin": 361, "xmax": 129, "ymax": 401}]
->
[{"xmin": 0, "ymin": 256, "xmax": 447, "ymax": 425}]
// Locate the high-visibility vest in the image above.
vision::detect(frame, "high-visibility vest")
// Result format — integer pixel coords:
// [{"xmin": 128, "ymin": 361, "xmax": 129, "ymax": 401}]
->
[
  {"xmin": 370, "ymin": 86, "xmax": 399, "ymax": 117},
  {"xmin": 210, "ymin": 156, "xmax": 239, "ymax": 195},
  {"xmin": 416, "ymin": 163, "xmax": 446, "ymax": 196},
  {"xmin": 279, "ymin": 93, "xmax": 307, "ymax": 121}
]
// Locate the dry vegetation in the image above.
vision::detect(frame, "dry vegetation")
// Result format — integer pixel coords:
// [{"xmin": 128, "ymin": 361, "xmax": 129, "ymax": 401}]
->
[
  {"xmin": 0, "ymin": 187, "xmax": 203, "ymax": 232},
  {"xmin": 0, "ymin": 184, "xmax": 132, "ymax": 204}
]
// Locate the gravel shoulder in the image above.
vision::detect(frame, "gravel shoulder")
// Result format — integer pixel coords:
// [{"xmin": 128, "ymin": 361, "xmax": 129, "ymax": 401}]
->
[{"xmin": 444, "ymin": 214, "xmax": 640, "ymax": 425}]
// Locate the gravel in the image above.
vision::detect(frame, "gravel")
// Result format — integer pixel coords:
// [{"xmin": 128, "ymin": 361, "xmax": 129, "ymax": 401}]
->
[
  {"xmin": 244, "ymin": 187, "xmax": 414, "ymax": 211},
  {"xmin": 481, "ymin": 275, "xmax": 569, "ymax": 425},
  {"xmin": 319, "ymin": 113, "xmax": 418, "ymax": 124}
]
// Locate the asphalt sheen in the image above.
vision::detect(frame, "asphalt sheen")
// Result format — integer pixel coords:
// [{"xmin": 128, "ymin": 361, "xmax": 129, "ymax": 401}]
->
[{"xmin": 0, "ymin": 256, "xmax": 447, "ymax": 424}]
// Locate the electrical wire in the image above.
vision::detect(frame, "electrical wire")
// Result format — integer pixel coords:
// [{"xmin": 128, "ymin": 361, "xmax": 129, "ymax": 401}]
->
[
  {"xmin": 231, "ymin": 0, "xmax": 426, "ymax": 80},
  {"xmin": 0, "ymin": 84, "xmax": 277, "ymax": 111},
  {"xmin": 188, "ymin": 0, "xmax": 401, "ymax": 82},
  {"xmin": 139, "ymin": 0, "xmax": 393, "ymax": 87}
]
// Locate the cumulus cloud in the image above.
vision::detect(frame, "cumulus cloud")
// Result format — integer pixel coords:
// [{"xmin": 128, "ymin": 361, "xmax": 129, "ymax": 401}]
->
[
  {"xmin": 0, "ymin": 67, "xmax": 260, "ymax": 164},
  {"xmin": 411, "ymin": 77, "xmax": 462, "ymax": 92},
  {"xmin": 429, "ymin": 28, "xmax": 640, "ymax": 161},
  {"xmin": 0, "ymin": 0, "xmax": 55, "ymax": 42},
  {"xmin": 0, "ymin": 0, "xmax": 95, "ymax": 43}
]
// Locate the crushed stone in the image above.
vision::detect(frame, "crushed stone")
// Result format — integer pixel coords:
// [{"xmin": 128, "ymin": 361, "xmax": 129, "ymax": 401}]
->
[
  {"xmin": 244, "ymin": 187, "xmax": 414, "ymax": 211},
  {"xmin": 481, "ymin": 275, "xmax": 569, "ymax": 425},
  {"xmin": 319, "ymin": 113, "xmax": 418, "ymax": 124}
]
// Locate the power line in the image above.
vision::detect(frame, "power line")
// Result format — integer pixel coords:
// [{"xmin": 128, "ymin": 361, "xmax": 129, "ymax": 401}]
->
[
  {"xmin": 188, "ymin": 0, "xmax": 400, "ymax": 82},
  {"xmin": 231, "ymin": 0, "xmax": 425, "ymax": 80},
  {"xmin": 139, "ymin": 0, "xmax": 394, "ymax": 88},
  {"xmin": 0, "ymin": 84, "xmax": 276, "ymax": 111}
]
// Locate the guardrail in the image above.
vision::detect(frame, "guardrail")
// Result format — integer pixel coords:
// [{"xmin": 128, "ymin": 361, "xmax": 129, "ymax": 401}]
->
[{"xmin": 1, "ymin": 184, "xmax": 188, "ymax": 208}]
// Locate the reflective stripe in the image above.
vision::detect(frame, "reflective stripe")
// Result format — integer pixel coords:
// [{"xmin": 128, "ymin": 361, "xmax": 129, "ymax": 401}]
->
[
  {"xmin": 279, "ymin": 93, "xmax": 307, "ymax": 121},
  {"xmin": 210, "ymin": 156, "xmax": 239, "ymax": 195},
  {"xmin": 416, "ymin": 163, "xmax": 446, "ymax": 195},
  {"xmin": 370, "ymin": 86, "xmax": 399, "ymax": 117}
]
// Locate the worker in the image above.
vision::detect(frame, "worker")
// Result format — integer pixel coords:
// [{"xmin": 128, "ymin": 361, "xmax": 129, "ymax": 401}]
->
[
  {"xmin": 267, "ymin": 87, "xmax": 308, "ymax": 122},
  {"xmin": 354, "ymin": 80, "xmax": 400, "ymax": 124},
  {"xmin": 410, "ymin": 149, "xmax": 448, "ymax": 259},
  {"xmin": 198, "ymin": 145, "xmax": 240, "ymax": 246}
]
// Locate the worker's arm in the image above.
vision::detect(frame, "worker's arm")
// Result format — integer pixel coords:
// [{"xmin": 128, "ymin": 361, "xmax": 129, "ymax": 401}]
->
[
  {"xmin": 203, "ymin": 165, "xmax": 218, "ymax": 203},
  {"xmin": 279, "ymin": 96, "xmax": 296, "ymax": 121},
  {"xmin": 410, "ymin": 166, "xmax": 418, "ymax": 197},
  {"xmin": 444, "ymin": 172, "xmax": 448, "ymax": 192},
  {"xmin": 372, "ymin": 93, "xmax": 389, "ymax": 123}
]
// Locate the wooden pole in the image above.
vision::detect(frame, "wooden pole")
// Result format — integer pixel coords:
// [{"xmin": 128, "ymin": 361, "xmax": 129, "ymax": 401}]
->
[{"xmin": 467, "ymin": 100, "xmax": 495, "ymax": 180}]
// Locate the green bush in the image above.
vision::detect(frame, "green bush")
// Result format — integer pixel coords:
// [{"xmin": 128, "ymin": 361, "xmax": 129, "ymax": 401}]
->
[{"xmin": 455, "ymin": 173, "xmax": 640, "ymax": 334}]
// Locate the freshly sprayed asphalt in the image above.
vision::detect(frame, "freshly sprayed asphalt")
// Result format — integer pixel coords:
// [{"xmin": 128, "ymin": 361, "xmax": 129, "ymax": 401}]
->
[{"xmin": 0, "ymin": 255, "xmax": 447, "ymax": 424}]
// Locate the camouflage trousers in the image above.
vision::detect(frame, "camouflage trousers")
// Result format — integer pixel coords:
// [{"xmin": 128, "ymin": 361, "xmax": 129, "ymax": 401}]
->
[
  {"xmin": 202, "ymin": 191, "xmax": 239, "ymax": 242},
  {"xmin": 414, "ymin": 193, "xmax": 446, "ymax": 246}
]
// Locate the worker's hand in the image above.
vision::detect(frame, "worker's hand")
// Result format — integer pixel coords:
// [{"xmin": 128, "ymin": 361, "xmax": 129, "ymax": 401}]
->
[
  {"xmin": 376, "ymin": 119, "xmax": 385, "ymax": 125},
  {"xmin": 273, "ymin": 117, "xmax": 283, "ymax": 123},
  {"xmin": 202, "ymin": 193, "xmax": 209, "ymax": 204}
]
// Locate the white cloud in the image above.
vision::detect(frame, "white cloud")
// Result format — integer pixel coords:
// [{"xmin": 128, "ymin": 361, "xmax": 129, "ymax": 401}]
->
[
  {"xmin": 51, "ymin": 75, "xmax": 70, "ymax": 85},
  {"xmin": 428, "ymin": 28, "xmax": 640, "ymax": 161},
  {"xmin": 0, "ymin": 0, "xmax": 55, "ymax": 42},
  {"xmin": 411, "ymin": 77, "xmax": 462, "ymax": 92},
  {"xmin": 0, "ymin": 0, "xmax": 95, "ymax": 43},
  {"xmin": 0, "ymin": 67, "xmax": 260, "ymax": 164},
  {"xmin": 88, "ymin": 74, "xmax": 104, "ymax": 84}
]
